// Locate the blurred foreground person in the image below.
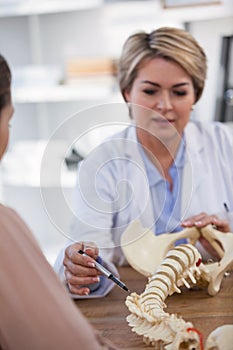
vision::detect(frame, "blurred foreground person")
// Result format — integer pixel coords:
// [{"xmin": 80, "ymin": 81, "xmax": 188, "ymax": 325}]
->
[{"xmin": 0, "ymin": 54, "xmax": 117, "ymax": 350}]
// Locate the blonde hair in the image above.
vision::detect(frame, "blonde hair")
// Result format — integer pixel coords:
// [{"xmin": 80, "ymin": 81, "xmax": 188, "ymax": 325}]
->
[{"xmin": 118, "ymin": 27, "xmax": 207, "ymax": 103}]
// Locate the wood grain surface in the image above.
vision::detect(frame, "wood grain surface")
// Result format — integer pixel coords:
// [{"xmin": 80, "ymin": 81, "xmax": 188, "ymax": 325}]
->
[{"xmin": 75, "ymin": 267, "xmax": 233, "ymax": 349}]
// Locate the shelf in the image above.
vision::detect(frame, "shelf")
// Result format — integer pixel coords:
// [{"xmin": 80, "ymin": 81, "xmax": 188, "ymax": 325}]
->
[
  {"xmin": 1, "ymin": 140, "xmax": 76, "ymax": 187},
  {"xmin": 104, "ymin": 0, "xmax": 233, "ymax": 24},
  {"xmin": 0, "ymin": 0, "xmax": 103, "ymax": 17},
  {"xmin": 12, "ymin": 83, "xmax": 120, "ymax": 103}
]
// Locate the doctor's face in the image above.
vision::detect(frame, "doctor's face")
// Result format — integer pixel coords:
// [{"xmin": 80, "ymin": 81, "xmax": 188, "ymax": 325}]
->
[
  {"xmin": 124, "ymin": 57, "xmax": 195, "ymax": 142},
  {"xmin": 0, "ymin": 102, "xmax": 14, "ymax": 160}
]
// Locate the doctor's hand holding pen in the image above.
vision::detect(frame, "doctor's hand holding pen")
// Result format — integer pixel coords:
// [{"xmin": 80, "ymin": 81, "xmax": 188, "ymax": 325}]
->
[
  {"xmin": 63, "ymin": 242, "xmax": 101, "ymax": 296},
  {"xmin": 64, "ymin": 242, "xmax": 130, "ymax": 296}
]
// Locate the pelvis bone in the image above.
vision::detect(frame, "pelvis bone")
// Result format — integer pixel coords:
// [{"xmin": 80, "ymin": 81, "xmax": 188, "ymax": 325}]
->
[{"xmin": 121, "ymin": 220, "xmax": 233, "ymax": 295}]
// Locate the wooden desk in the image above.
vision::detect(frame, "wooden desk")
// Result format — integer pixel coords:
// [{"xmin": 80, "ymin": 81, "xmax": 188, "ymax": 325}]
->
[{"xmin": 75, "ymin": 267, "xmax": 233, "ymax": 349}]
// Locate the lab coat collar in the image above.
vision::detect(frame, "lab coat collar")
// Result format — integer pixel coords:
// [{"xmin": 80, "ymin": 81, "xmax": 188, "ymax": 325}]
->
[
  {"xmin": 115, "ymin": 122, "xmax": 208, "ymax": 225},
  {"xmin": 122, "ymin": 121, "xmax": 204, "ymax": 159},
  {"xmin": 181, "ymin": 121, "xmax": 208, "ymax": 217},
  {"xmin": 184, "ymin": 120, "xmax": 204, "ymax": 157},
  {"xmin": 121, "ymin": 121, "xmax": 208, "ymax": 227}
]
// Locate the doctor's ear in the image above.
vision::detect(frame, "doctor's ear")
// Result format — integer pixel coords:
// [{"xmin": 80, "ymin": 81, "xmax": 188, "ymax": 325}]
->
[
  {"xmin": 123, "ymin": 89, "xmax": 131, "ymax": 103},
  {"xmin": 122, "ymin": 90, "xmax": 133, "ymax": 119}
]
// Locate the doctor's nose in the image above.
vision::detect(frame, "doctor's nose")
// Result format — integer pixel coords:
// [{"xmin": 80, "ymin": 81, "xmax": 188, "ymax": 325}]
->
[{"xmin": 155, "ymin": 93, "xmax": 172, "ymax": 113}]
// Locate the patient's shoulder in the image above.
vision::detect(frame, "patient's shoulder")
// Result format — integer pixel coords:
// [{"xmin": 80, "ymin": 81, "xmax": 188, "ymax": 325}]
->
[{"xmin": 0, "ymin": 203, "xmax": 19, "ymax": 220}]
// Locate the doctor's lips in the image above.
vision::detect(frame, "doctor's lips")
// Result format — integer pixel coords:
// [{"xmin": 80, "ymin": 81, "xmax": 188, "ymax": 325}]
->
[{"xmin": 152, "ymin": 117, "xmax": 175, "ymax": 124}]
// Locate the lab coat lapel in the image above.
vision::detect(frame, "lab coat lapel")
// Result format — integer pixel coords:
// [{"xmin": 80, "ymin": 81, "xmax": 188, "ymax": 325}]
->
[
  {"xmin": 181, "ymin": 122, "xmax": 207, "ymax": 217},
  {"xmin": 123, "ymin": 126, "xmax": 154, "ymax": 229},
  {"xmin": 123, "ymin": 122, "xmax": 208, "ymax": 228}
]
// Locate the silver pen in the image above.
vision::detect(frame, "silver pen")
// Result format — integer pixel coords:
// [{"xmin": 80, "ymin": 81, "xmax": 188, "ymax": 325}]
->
[{"xmin": 78, "ymin": 250, "xmax": 130, "ymax": 292}]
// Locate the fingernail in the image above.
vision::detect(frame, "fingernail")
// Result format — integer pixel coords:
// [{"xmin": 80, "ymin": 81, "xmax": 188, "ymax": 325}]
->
[
  {"xmin": 182, "ymin": 220, "xmax": 191, "ymax": 225},
  {"xmin": 93, "ymin": 276, "xmax": 100, "ymax": 283},
  {"xmin": 195, "ymin": 221, "xmax": 202, "ymax": 226},
  {"xmin": 88, "ymin": 262, "xmax": 95, "ymax": 268},
  {"xmin": 84, "ymin": 290, "xmax": 89, "ymax": 296}
]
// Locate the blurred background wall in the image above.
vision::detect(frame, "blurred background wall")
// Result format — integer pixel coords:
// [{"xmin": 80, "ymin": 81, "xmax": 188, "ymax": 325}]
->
[{"xmin": 0, "ymin": 0, "xmax": 232, "ymax": 264}]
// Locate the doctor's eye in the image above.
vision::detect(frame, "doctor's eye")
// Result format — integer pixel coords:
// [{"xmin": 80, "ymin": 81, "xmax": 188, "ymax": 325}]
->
[{"xmin": 143, "ymin": 89, "xmax": 157, "ymax": 95}]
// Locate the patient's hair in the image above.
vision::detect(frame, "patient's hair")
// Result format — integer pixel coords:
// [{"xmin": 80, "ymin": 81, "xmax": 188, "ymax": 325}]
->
[{"xmin": 0, "ymin": 54, "xmax": 12, "ymax": 112}]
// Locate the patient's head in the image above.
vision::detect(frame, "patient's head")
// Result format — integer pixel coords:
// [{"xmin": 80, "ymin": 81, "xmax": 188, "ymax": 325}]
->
[{"xmin": 0, "ymin": 54, "xmax": 14, "ymax": 160}]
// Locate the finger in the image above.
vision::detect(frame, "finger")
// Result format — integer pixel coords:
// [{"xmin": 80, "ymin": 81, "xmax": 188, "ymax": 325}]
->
[
  {"xmin": 83, "ymin": 242, "xmax": 99, "ymax": 259},
  {"xmin": 194, "ymin": 215, "xmax": 229, "ymax": 231},
  {"xmin": 65, "ymin": 269, "xmax": 100, "ymax": 286},
  {"xmin": 65, "ymin": 244, "xmax": 97, "ymax": 267},
  {"xmin": 64, "ymin": 242, "xmax": 84, "ymax": 264},
  {"xmin": 193, "ymin": 214, "xmax": 218, "ymax": 227},
  {"xmin": 181, "ymin": 212, "xmax": 207, "ymax": 227},
  {"xmin": 63, "ymin": 257, "xmax": 100, "ymax": 277},
  {"xmin": 181, "ymin": 212, "xmax": 231, "ymax": 233},
  {"xmin": 67, "ymin": 282, "xmax": 90, "ymax": 296},
  {"xmin": 211, "ymin": 218, "xmax": 230, "ymax": 232}
]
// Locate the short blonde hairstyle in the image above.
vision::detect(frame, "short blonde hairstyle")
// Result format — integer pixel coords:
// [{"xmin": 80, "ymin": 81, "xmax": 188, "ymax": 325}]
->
[{"xmin": 118, "ymin": 27, "xmax": 207, "ymax": 103}]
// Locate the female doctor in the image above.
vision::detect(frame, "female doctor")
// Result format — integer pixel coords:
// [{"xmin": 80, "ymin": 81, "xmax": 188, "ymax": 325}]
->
[{"xmin": 54, "ymin": 27, "xmax": 233, "ymax": 297}]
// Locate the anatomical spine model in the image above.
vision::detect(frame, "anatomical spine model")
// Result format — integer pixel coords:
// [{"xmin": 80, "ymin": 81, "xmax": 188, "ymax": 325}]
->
[
  {"xmin": 125, "ymin": 244, "xmax": 204, "ymax": 349},
  {"xmin": 122, "ymin": 222, "xmax": 233, "ymax": 349},
  {"xmin": 121, "ymin": 221, "xmax": 233, "ymax": 296}
]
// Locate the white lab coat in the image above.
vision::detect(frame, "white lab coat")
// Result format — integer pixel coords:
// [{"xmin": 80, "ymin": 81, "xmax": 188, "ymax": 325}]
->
[{"xmin": 54, "ymin": 120, "xmax": 233, "ymax": 286}]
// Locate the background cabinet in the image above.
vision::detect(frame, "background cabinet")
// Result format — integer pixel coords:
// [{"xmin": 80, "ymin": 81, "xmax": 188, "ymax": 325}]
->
[{"xmin": 0, "ymin": 0, "xmax": 233, "ymax": 263}]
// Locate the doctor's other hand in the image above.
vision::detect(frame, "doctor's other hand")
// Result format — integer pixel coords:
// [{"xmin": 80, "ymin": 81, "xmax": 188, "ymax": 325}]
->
[
  {"xmin": 181, "ymin": 212, "xmax": 230, "ymax": 259},
  {"xmin": 181, "ymin": 212, "xmax": 230, "ymax": 232},
  {"xmin": 63, "ymin": 242, "xmax": 100, "ymax": 296}
]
